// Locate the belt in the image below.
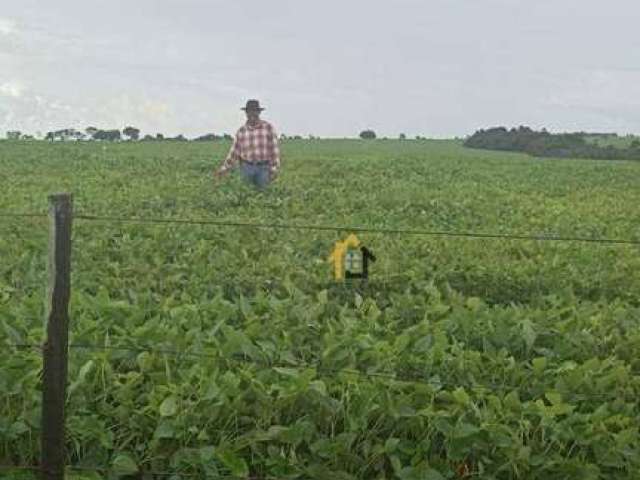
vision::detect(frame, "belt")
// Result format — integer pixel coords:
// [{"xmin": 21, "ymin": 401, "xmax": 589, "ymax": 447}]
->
[{"xmin": 241, "ymin": 160, "xmax": 268, "ymax": 166}]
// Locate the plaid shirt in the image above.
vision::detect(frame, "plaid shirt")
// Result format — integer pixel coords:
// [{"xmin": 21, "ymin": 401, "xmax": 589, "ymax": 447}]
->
[{"xmin": 219, "ymin": 120, "xmax": 281, "ymax": 174}]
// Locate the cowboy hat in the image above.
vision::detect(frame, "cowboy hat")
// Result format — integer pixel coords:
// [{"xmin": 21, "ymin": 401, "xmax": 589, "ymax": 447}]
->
[{"xmin": 241, "ymin": 99, "xmax": 265, "ymax": 112}]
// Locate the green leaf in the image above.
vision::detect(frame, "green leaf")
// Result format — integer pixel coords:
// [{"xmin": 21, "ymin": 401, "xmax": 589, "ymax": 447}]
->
[
  {"xmin": 354, "ymin": 293, "xmax": 363, "ymax": 308},
  {"xmin": 239, "ymin": 294, "xmax": 252, "ymax": 318},
  {"xmin": 532, "ymin": 357, "xmax": 547, "ymax": 376},
  {"xmin": 389, "ymin": 455, "xmax": 403, "ymax": 474},
  {"xmin": 317, "ymin": 289, "xmax": 328, "ymax": 304},
  {"xmin": 465, "ymin": 297, "xmax": 483, "ymax": 311},
  {"xmin": 216, "ymin": 449, "xmax": 249, "ymax": 477},
  {"xmin": 153, "ymin": 421, "xmax": 176, "ymax": 439},
  {"xmin": 159, "ymin": 395, "xmax": 178, "ymax": 417},
  {"xmin": 78, "ymin": 360, "xmax": 94, "ymax": 380},
  {"xmin": 310, "ymin": 380, "xmax": 327, "ymax": 396},
  {"xmin": 9, "ymin": 421, "xmax": 29, "ymax": 437},
  {"xmin": 222, "ymin": 325, "xmax": 261, "ymax": 360},
  {"xmin": 545, "ymin": 391, "xmax": 563, "ymax": 406},
  {"xmin": 399, "ymin": 467, "xmax": 446, "ymax": 480},
  {"xmin": 434, "ymin": 417, "xmax": 452, "ymax": 435},
  {"xmin": 454, "ymin": 423, "xmax": 479, "ymax": 438},
  {"xmin": 136, "ymin": 351, "xmax": 153, "ymax": 371},
  {"xmin": 521, "ymin": 318, "xmax": 537, "ymax": 350},
  {"xmin": 203, "ymin": 380, "xmax": 221, "ymax": 401},
  {"xmin": 452, "ymin": 387, "xmax": 470, "ymax": 406},
  {"xmin": 112, "ymin": 453, "xmax": 138, "ymax": 475},
  {"xmin": 549, "ymin": 403, "xmax": 575, "ymax": 416},
  {"xmin": 68, "ymin": 360, "xmax": 95, "ymax": 396},
  {"xmin": 385, "ymin": 437, "xmax": 400, "ymax": 452},
  {"xmin": 199, "ymin": 445, "xmax": 216, "ymax": 461},
  {"xmin": 504, "ymin": 390, "xmax": 521, "ymax": 411},
  {"xmin": 423, "ymin": 469, "xmax": 445, "ymax": 480}
]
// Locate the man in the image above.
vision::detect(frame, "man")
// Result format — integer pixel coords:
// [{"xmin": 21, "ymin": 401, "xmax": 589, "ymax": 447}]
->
[{"xmin": 215, "ymin": 99, "xmax": 281, "ymax": 189}]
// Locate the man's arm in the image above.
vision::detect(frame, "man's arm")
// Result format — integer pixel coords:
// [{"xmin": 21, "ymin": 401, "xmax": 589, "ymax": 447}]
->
[
  {"xmin": 216, "ymin": 133, "xmax": 241, "ymax": 176},
  {"xmin": 269, "ymin": 126, "xmax": 281, "ymax": 177}
]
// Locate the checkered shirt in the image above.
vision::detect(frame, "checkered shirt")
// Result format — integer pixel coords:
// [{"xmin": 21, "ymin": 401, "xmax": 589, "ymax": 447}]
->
[{"xmin": 219, "ymin": 120, "xmax": 281, "ymax": 174}]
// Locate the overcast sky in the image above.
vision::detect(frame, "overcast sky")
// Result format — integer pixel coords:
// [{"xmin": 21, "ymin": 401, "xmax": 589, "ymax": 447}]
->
[{"xmin": 2, "ymin": 0, "xmax": 640, "ymax": 138}]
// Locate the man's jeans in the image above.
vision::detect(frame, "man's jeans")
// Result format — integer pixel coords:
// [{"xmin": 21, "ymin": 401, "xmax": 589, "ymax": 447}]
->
[{"xmin": 241, "ymin": 162, "xmax": 271, "ymax": 189}]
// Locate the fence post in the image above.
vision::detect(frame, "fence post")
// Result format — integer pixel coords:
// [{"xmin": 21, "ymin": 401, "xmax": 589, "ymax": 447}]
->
[{"xmin": 41, "ymin": 193, "xmax": 73, "ymax": 480}]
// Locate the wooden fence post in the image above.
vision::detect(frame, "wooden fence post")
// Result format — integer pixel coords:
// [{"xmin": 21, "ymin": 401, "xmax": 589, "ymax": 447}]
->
[{"xmin": 41, "ymin": 193, "xmax": 73, "ymax": 480}]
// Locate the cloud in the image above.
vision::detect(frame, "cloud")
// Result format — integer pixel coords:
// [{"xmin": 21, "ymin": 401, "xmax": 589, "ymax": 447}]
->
[
  {"xmin": 0, "ymin": 18, "xmax": 16, "ymax": 36},
  {"xmin": 545, "ymin": 69, "xmax": 640, "ymax": 109},
  {"xmin": 3, "ymin": 2, "xmax": 640, "ymax": 137},
  {"xmin": 141, "ymin": 100, "xmax": 170, "ymax": 117},
  {"xmin": 536, "ymin": 68, "xmax": 640, "ymax": 133},
  {"xmin": 0, "ymin": 92, "xmax": 55, "ymax": 132},
  {"xmin": 0, "ymin": 81, "xmax": 24, "ymax": 98}
]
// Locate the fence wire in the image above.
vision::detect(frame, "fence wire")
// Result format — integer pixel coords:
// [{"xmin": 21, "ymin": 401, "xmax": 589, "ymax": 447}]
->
[{"xmin": 1, "ymin": 211, "xmax": 639, "ymax": 246}]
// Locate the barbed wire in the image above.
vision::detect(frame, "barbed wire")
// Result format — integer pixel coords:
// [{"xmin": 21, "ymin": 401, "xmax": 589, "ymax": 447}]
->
[
  {"xmin": 0, "ymin": 210, "xmax": 638, "ymax": 246},
  {"xmin": 73, "ymin": 214, "xmax": 640, "ymax": 246},
  {"xmin": 7, "ymin": 342, "xmax": 635, "ymax": 401},
  {"xmin": 0, "ymin": 212, "xmax": 47, "ymax": 219}
]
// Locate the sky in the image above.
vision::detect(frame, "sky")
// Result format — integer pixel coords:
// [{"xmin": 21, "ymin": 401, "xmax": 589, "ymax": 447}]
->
[{"xmin": 2, "ymin": 0, "xmax": 640, "ymax": 138}]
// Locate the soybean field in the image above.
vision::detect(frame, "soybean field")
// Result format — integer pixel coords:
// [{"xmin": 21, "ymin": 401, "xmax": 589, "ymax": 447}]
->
[{"xmin": 1, "ymin": 139, "xmax": 640, "ymax": 479}]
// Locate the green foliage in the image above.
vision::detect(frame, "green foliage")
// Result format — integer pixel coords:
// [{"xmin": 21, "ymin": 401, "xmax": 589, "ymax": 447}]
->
[
  {"xmin": 465, "ymin": 126, "xmax": 640, "ymax": 161},
  {"xmin": 0, "ymin": 140, "xmax": 639, "ymax": 478},
  {"xmin": 6, "ymin": 130, "xmax": 21, "ymax": 140},
  {"xmin": 359, "ymin": 130, "xmax": 376, "ymax": 139},
  {"xmin": 92, "ymin": 129, "xmax": 121, "ymax": 142},
  {"xmin": 122, "ymin": 127, "xmax": 140, "ymax": 141}
]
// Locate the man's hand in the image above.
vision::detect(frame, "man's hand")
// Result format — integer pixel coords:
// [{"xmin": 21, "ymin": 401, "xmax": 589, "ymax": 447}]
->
[
  {"xmin": 214, "ymin": 169, "xmax": 226, "ymax": 181},
  {"xmin": 269, "ymin": 169, "xmax": 279, "ymax": 182}
]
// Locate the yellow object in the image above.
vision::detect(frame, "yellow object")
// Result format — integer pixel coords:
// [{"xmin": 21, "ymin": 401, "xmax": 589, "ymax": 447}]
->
[{"xmin": 329, "ymin": 234, "xmax": 360, "ymax": 281}]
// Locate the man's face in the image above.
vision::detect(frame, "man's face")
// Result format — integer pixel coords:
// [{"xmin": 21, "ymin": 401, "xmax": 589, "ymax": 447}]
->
[{"xmin": 246, "ymin": 109, "xmax": 261, "ymax": 125}]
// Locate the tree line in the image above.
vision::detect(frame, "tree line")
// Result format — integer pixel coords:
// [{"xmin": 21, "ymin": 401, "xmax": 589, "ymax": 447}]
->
[
  {"xmin": 6, "ymin": 128, "xmax": 424, "ymax": 142},
  {"xmin": 5, "ymin": 127, "xmax": 321, "ymax": 142},
  {"xmin": 4, "ymin": 127, "xmax": 239, "ymax": 142},
  {"xmin": 464, "ymin": 126, "xmax": 640, "ymax": 161}
]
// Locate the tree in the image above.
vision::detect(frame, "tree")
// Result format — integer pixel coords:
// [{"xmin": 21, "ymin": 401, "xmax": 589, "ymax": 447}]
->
[
  {"xmin": 142, "ymin": 134, "xmax": 155, "ymax": 141},
  {"xmin": 359, "ymin": 129, "xmax": 376, "ymax": 139},
  {"xmin": 6, "ymin": 131, "xmax": 21, "ymax": 140},
  {"xmin": 58, "ymin": 129, "xmax": 84, "ymax": 141},
  {"xmin": 123, "ymin": 126, "xmax": 140, "ymax": 141},
  {"xmin": 86, "ymin": 127, "xmax": 98, "ymax": 139},
  {"xmin": 69, "ymin": 130, "xmax": 85, "ymax": 141},
  {"xmin": 156, "ymin": 133, "xmax": 164, "ymax": 141},
  {"xmin": 463, "ymin": 126, "xmax": 640, "ymax": 161},
  {"xmin": 92, "ymin": 130, "xmax": 106, "ymax": 141},
  {"xmin": 399, "ymin": 133, "xmax": 406, "ymax": 140},
  {"xmin": 93, "ymin": 129, "xmax": 121, "ymax": 142},
  {"xmin": 194, "ymin": 133, "xmax": 220, "ymax": 141},
  {"xmin": 52, "ymin": 130, "xmax": 68, "ymax": 141}
]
